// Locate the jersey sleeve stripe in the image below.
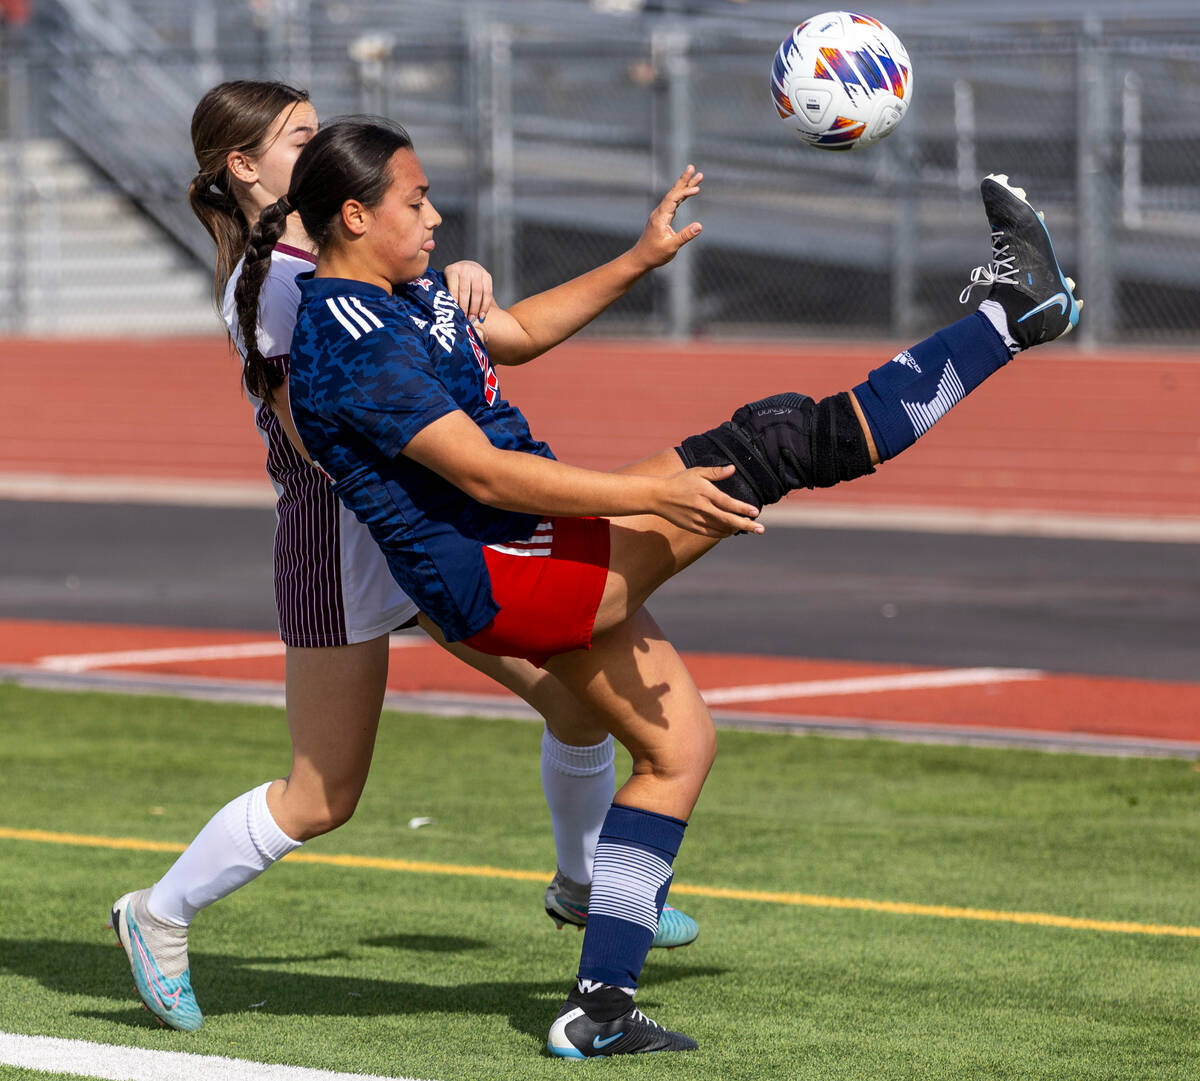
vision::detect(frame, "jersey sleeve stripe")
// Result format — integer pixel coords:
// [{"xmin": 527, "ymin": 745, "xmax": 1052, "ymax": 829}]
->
[
  {"xmin": 326, "ymin": 297, "xmax": 362, "ymax": 340},
  {"xmin": 338, "ymin": 296, "xmax": 376, "ymax": 334},
  {"xmin": 350, "ymin": 296, "xmax": 385, "ymax": 329}
]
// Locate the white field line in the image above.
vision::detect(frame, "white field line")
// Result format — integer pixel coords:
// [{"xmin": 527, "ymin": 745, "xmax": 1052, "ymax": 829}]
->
[
  {"xmin": 35, "ymin": 635, "xmax": 426, "ymax": 674},
  {"xmin": 700, "ymin": 667, "xmax": 1044, "ymax": 705},
  {"xmin": 31, "ymin": 639, "xmax": 1042, "ymax": 705},
  {"xmin": 0, "ymin": 1032, "xmax": 433, "ymax": 1081}
]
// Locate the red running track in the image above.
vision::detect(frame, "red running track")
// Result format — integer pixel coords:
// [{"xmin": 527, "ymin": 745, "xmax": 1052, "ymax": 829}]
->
[
  {"xmin": 3, "ymin": 336, "xmax": 1200, "ymax": 519},
  {"xmin": 3, "ymin": 337, "xmax": 1198, "ymax": 750}
]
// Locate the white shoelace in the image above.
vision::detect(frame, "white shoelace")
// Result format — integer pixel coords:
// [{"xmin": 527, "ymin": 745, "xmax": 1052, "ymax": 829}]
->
[
  {"xmin": 630, "ymin": 1008, "xmax": 663, "ymax": 1030},
  {"xmin": 959, "ymin": 228, "xmax": 1019, "ymax": 303}
]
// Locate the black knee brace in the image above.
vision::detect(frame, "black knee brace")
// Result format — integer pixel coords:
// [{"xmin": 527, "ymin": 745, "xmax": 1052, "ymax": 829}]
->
[{"xmin": 676, "ymin": 391, "xmax": 875, "ymax": 509}]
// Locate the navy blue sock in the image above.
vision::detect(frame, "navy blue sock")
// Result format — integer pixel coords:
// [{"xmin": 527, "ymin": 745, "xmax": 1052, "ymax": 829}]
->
[
  {"xmin": 576, "ymin": 804, "xmax": 687, "ymax": 991},
  {"xmin": 852, "ymin": 311, "xmax": 1011, "ymax": 461}
]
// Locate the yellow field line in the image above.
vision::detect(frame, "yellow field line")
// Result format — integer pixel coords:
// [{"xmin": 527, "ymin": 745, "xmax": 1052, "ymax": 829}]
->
[{"xmin": 3, "ymin": 825, "xmax": 1198, "ymax": 939}]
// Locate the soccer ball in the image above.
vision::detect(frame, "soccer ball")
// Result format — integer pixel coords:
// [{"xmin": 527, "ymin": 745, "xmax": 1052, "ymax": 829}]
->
[{"xmin": 771, "ymin": 11, "xmax": 913, "ymax": 151}]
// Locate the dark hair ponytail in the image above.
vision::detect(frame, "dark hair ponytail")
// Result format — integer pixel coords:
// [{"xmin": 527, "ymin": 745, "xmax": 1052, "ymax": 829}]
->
[
  {"xmin": 233, "ymin": 117, "xmax": 413, "ymax": 406},
  {"xmin": 234, "ymin": 196, "xmax": 292, "ymax": 402}
]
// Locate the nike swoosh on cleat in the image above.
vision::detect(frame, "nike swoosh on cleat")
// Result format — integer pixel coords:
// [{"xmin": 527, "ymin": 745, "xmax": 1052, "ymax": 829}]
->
[
  {"xmin": 593, "ymin": 1032, "xmax": 624, "ymax": 1049},
  {"xmin": 1018, "ymin": 292, "xmax": 1069, "ymax": 322},
  {"xmin": 133, "ymin": 929, "xmax": 182, "ymax": 1010}
]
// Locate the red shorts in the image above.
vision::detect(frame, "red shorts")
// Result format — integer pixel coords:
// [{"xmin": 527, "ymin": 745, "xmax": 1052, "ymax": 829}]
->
[{"xmin": 462, "ymin": 516, "xmax": 611, "ymax": 668}]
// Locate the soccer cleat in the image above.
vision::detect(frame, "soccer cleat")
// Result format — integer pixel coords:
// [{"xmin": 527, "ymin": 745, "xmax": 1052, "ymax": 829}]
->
[
  {"xmin": 544, "ymin": 870, "xmax": 699, "ymax": 949},
  {"xmin": 959, "ymin": 173, "xmax": 1082, "ymax": 350},
  {"xmin": 544, "ymin": 870, "xmax": 590, "ymax": 931},
  {"xmin": 653, "ymin": 904, "xmax": 701, "ymax": 949},
  {"xmin": 547, "ymin": 984, "xmax": 698, "ymax": 1058},
  {"xmin": 109, "ymin": 889, "xmax": 203, "ymax": 1031}
]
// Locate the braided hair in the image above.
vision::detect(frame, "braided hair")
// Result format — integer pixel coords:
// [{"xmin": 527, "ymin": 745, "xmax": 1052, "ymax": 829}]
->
[
  {"xmin": 188, "ymin": 80, "xmax": 310, "ymax": 303},
  {"xmin": 234, "ymin": 117, "xmax": 413, "ymax": 406}
]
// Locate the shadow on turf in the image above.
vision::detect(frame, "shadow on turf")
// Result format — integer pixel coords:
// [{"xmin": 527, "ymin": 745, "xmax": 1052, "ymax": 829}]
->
[
  {"xmin": 4, "ymin": 938, "xmax": 725, "ymax": 1043},
  {"xmin": 362, "ymin": 933, "xmax": 487, "ymax": 953}
]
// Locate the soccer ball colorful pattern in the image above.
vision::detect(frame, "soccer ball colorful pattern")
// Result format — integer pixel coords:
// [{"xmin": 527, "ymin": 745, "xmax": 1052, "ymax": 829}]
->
[{"xmin": 771, "ymin": 11, "xmax": 913, "ymax": 151}]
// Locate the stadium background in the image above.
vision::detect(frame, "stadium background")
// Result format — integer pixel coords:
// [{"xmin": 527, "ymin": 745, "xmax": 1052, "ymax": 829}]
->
[
  {"xmin": 1, "ymin": 0, "xmax": 1198, "ymax": 542},
  {"xmin": 1, "ymin": 0, "xmax": 1200, "ymax": 342}
]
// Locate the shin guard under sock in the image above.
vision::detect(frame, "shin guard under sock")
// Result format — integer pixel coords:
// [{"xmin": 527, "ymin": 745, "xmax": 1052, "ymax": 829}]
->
[
  {"xmin": 577, "ymin": 804, "xmax": 686, "ymax": 990},
  {"xmin": 852, "ymin": 311, "xmax": 1011, "ymax": 461}
]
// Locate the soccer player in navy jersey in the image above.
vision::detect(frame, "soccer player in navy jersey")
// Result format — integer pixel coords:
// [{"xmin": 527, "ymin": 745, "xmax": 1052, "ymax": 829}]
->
[
  {"xmin": 237, "ymin": 116, "xmax": 1080, "ymax": 1057},
  {"xmin": 109, "ymin": 82, "xmax": 699, "ymax": 1037}
]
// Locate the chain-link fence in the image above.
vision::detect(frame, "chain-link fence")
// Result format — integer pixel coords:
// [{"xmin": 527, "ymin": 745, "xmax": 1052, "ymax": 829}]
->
[{"xmin": 2, "ymin": 0, "xmax": 1200, "ymax": 342}]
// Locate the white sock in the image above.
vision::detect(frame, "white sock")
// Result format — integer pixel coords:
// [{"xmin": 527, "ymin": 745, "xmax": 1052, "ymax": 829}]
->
[
  {"xmin": 540, "ymin": 730, "xmax": 615, "ymax": 885},
  {"xmin": 147, "ymin": 782, "xmax": 301, "ymax": 927},
  {"xmin": 979, "ymin": 298, "xmax": 1020, "ymax": 355}
]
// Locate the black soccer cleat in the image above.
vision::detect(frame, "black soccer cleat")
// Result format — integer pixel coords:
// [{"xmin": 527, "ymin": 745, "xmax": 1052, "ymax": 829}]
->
[
  {"xmin": 959, "ymin": 173, "xmax": 1082, "ymax": 350},
  {"xmin": 546, "ymin": 984, "xmax": 698, "ymax": 1058}
]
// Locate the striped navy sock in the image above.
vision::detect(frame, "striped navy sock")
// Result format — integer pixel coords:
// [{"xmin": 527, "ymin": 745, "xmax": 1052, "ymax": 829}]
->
[
  {"xmin": 576, "ymin": 803, "xmax": 687, "ymax": 990},
  {"xmin": 852, "ymin": 311, "xmax": 1011, "ymax": 461}
]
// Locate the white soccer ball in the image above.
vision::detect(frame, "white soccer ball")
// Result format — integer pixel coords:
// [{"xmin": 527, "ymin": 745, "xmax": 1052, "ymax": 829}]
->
[{"xmin": 771, "ymin": 11, "xmax": 913, "ymax": 151}]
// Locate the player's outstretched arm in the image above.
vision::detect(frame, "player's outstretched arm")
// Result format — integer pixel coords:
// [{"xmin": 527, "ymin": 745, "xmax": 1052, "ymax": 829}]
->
[
  {"xmin": 403, "ymin": 408, "xmax": 761, "ymax": 539},
  {"xmin": 479, "ymin": 166, "xmax": 704, "ymax": 366}
]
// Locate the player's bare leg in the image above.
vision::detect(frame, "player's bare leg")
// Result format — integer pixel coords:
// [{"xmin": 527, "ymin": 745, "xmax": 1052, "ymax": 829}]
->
[
  {"xmin": 269, "ymin": 638, "xmax": 390, "ymax": 837},
  {"xmin": 424, "ymin": 617, "xmax": 699, "ymax": 948},
  {"xmin": 543, "ymin": 607, "xmax": 709, "ymax": 1057},
  {"xmin": 109, "ymin": 638, "xmax": 386, "ymax": 1031}
]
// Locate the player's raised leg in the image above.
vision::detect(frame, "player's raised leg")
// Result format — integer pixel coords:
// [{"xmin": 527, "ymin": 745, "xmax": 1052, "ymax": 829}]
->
[{"xmin": 593, "ymin": 176, "xmax": 1082, "ymax": 630}]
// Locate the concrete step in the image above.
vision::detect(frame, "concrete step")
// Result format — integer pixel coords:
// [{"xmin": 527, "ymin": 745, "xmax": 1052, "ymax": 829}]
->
[
  {"xmin": 0, "ymin": 166, "xmax": 103, "ymax": 200},
  {"xmin": 18, "ymin": 305, "xmax": 220, "ymax": 336},
  {"xmin": 0, "ymin": 137, "xmax": 215, "ymax": 335},
  {"xmin": 0, "ymin": 247, "xmax": 206, "ymax": 279},
  {"xmin": 19, "ymin": 274, "xmax": 211, "ymax": 305},
  {"xmin": 0, "ymin": 137, "xmax": 82, "ymax": 170},
  {"xmin": 0, "ymin": 220, "xmax": 179, "ymax": 252}
]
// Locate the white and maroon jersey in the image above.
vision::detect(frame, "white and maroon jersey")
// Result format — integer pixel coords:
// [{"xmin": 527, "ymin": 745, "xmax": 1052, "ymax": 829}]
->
[{"xmin": 223, "ymin": 243, "xmax": 417, "ymax": 646}]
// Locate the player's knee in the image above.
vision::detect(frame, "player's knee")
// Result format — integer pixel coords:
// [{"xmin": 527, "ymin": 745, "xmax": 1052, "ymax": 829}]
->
[
  {"xmin": 316, "ymin": 789, "xmax": 363, "ymax": 834},
  {"xmin": 279, "ymin": 778, "xmax": 364, "ymax": 839},
  {"xmin": 677, "ymin": 391, "xmax": 874, "ymax": 508},
  {"xmin": 635, "ymin": 726, "xmax": 717, "ymax": 786}
]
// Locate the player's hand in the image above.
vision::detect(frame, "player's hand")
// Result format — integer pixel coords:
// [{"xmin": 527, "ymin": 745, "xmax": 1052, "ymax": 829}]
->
[
  {"xmin": 656, "ymin": 465, "xmax": 763, "ymax": 538},
  {"xmin": 629, "ymin": 165, "xmax": 704, "ymax": 271},
  {"xmin": 443, "ymin": 260, "xmax": 494, "ymax": 324}
]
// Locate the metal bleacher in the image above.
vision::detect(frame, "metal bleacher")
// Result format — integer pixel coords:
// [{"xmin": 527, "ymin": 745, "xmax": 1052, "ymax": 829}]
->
[{"xmin": 6, "ymin": 0, "xmax": 1200, "ymax": 340}]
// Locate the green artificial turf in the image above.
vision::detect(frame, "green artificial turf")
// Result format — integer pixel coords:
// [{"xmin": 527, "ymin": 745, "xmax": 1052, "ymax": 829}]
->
[{"xmin": 1, "ymin": 682, "xmax": 1198, "ymax": 1080}]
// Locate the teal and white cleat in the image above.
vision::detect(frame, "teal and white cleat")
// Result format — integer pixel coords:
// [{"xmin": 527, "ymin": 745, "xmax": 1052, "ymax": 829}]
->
[
  {"xmin": 544, "ymin": 870, "xmax": 591, "ymax": 931},
  {"xmin": 653, "ymin": 903, "xmax": 701, "ymax": 950},
  {"xmin": 109, "ymin": 889, "xmax": 203, "ymax": 1031},
  {"xmin": 544, "ymin": 870, "xmax": 700, "ymax": 949}
]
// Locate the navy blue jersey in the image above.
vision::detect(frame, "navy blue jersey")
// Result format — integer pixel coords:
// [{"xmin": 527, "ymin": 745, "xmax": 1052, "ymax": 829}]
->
[{"xmin": 288, "ymin": 270, "xmax": 554, "ymax": 641}]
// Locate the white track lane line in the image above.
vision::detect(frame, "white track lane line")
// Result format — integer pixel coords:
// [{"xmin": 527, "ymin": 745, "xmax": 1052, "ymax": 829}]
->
[
  {"xmin": 0, "ymin": 1033, "xmax": 434, "ymax": 1081},
  {"xmin": 35, "ymin": 636, "xmax": 426, "ymax": 674},
  {"xmin": 700, "ymin": 667, "xmax": 1044, "ymax": 705},
  {"xmin": 36, "ymin": 641, "xmax": 287, "ymax": 673}
]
